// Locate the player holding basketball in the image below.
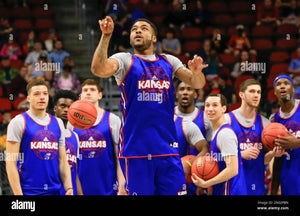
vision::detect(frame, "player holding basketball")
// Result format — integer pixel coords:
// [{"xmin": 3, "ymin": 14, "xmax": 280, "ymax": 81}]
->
[
  {"xmin": 71, "ymin": 79, "xmax": 126, "ymax": 195},
  {"xmin": 192, "ymin": 93, "xmax": 247, "ymax": 195},
  {"xmin": 6, "ymin": 79, "xmax": 73, "ymax": 195},
  {"xmin": 225, "ymin": 79, "xmax": 285, "ymax": 195},
  {"xmin": 53, "ymin": 90, "xmax": 83, "ymax": 195},
  {"xmin": 270, "ymin": 75, "xmax": 300, "ymax": 195},
  {"xmin": 91, "ymin": 16, "xmax": 207, "ymax": 195}
]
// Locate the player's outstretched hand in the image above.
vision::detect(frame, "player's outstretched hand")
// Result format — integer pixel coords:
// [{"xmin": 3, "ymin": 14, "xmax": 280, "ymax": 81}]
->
[
  {"xmin": 187, "ymin": 55, "xmax": 208, "ymax": 74},
  {"xmin": 99, "ymin": 16, "xmax": 114, "ymax": 35}
]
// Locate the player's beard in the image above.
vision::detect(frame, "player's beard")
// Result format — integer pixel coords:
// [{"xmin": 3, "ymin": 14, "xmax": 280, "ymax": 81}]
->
[{"xmin": 130, "ymin": 37, "xmax": 152, "ymax": 51}]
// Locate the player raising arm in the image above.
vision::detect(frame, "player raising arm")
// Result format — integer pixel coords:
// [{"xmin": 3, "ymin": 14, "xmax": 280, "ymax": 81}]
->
[{"xmin": 91, "ymin": 16, "xmax": 206, "ymax": 89}]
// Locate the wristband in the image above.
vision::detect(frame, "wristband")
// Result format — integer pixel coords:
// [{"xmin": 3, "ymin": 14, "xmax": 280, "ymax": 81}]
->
[
  {"xmin": 186, "ymin": 160, "xmax": 192, "ymax": 167},
  {"xmin": 66, "ymin": 187, "xmax": 73, "ymax": 192}
]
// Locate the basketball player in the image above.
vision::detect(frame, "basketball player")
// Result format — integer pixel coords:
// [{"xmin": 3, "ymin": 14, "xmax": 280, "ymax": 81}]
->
[
  {"xmin": 53, "ymin": 90, "xmax": 83, "ymax": 195},
  {"xmin": 270, "ymin": 75, "xmax": 300, "ymax": 195},
  {"xmin": 192, "ymin": 93, "xmax": 247, "ymax": 195},
  {"xmin": 175, "ymin": 115, "xmax": 207, "ymax": 195},
  {"xmin": 225, "ymin": 79, "xmax": 286, "ymax": 195},
  {"xmin": 6, "ymin": 79, "xmax": 73, "ymax": 195},
  {"xmin": 71, "ymin": 79, "xmax": 126, "ymax": 195},
  {"xmin": 175, "ymin": 80, "xmax": 212, "ymax": 141},
  {"xmin": 90, "ymin": 16, "xmax": 207, "ymax": 195}
]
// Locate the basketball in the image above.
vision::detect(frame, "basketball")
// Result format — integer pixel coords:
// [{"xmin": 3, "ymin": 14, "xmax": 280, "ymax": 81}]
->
[
  {"xmin": 191, "ymin": 155, "xmax": 219, "ymax": 181},
  {"xmin": 68, "ymin": 100, "xmax": 97, "ymax": 129},
  {"xmin": 181, "ymin": 155, "xmax": 196, "ymax": 183},
  {"xmin": 261, "ymin": 122, "xmax": 289, "ymax": 150}
]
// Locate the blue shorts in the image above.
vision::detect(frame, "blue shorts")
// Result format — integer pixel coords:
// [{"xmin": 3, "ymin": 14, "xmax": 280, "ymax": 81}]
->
[{"xmin": 119, "ymin": 156, "xmax": 186, "ymax": 195}]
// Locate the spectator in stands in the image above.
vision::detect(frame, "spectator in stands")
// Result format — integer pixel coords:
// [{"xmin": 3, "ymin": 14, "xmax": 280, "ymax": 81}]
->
[
  {"xmin": 288, "ymin": 47, "xmax": 300, "ymax": 73},
  {"xmin": 44, "ymin": 29, "xmax": 58, "ymax": 53},
  {"xmin": 0, "ymin": 55, "xmax": 19, "ymax": 96},
  {"xmin": 47, "ymin": 39, "xmax": 70, "ymax": 73},
  {"xmin": 0, "ymin": 38, "xmax": 22, "ymax": 60},
  {"xmin": 279, "ymin": 0, "xmax": 299, "ymax": 25},
  {"xmin": 162, "ymin": 28, "xmax": 181, "ymax": 55},
  {"xmin": 24, "ymin": 40, "xmax": 48, "ymax": 66},
  {"xmin": 189, "ymin": 38, "xmax": 211, "ymax": 62},
  {"xmin": 0, "ymin": 111, "xmax": 11, "ymax": 136},
  {"xmin": 52, "ymin": 65, "xmax": 81, "ymax": 95},
  {"xmin": 211, "ymin": 28, "xmax": 226, "ymax": 53},
  {"xmin": 256, "ymin": 0, "xmax": 281, "ymax": 26},
  {"xmin": 218, "ymin": 73, "xmax": 237, "ymax": 105},
  {"xmin": 112, "ymin": 11, "xmax": 131, "ymax": 52},
  {"xmin": 193, "ymin": 0, "xmax": 208, "ymax": 26},
  {"xmin": 22, "ymin": 30, "xmax": 35, "ymax": 56},
  {"xmin": 104, "ymin": 0, "xmax": 128, "ymax": 20},
  {"xmin": 225, "ymin": 25, "xmax": 254, "ymax": 57},
  {"xmin": 164, "ymin": 0, "xmax": 191, "ymax": 30},
  {"xmin": 131, "ymin": 0, "xmax": 147, "ymax": 23},
  {"xmin": 0, "ymin": 17, "xmax": 13, "ymax": 49},
  {"xmin": 203, "ymin": 49, "xmax": 220, "ymax": 81},
  {"xmin": 7, "ymin": 65, "xmax": 28, "ymax": 99},
  {"xmin": 231, "ymin": 50, "xmax": 253, "ymax": 78}
]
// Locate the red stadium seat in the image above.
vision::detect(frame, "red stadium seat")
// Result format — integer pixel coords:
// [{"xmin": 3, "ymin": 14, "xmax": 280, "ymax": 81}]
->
[
  {"xmin": 32, "ymin": 7, "xmax": 52, "ymax": 18},
  {"xmin": 229, "ymin": 1, "xmax": 251, "ymax": 13},
  {"xmin": 182, "ymin": 27, "xmax": 203, "ymax": 40},
  {"xmin": 219, "ymin": 53, "xmax": 236, "ymax": 65},
  {"xmin": 183, "ymin": 41, "xmax": 202, "ymax": 53},
  {"xmin": 211, "ymin": 14, "xmax": 233, "ymax": 26},
  {"xmin": 13, "ymin": 19, "xmax": 33, "ymax": 29},
  {"xmin": 35, "ymin": 19, "xmax": 54, "ymax": 29},
  {"xmin": 267, "ymin": 89, "xmax": 277, "ymax": 101},
  {"xmin": 227, "ymin": 102, "xmax": 241, "ymax": 112},
  {"xmin": 13, "ymin": 97, "xmax": 27, "ymax": 110},
  {"xmin": 207, "ymin": 2, "xmax": 228, "ymax": 13},
  {"xmin": 269, "ymin": 63, "xmax": 289, "ymax": 77},
  {"xmin": 11, "ymin": 110, "xmax": 23, "ymax": 118},
  {"xmin": 269, "ymin": 51, "xmax": 290, "ymax": 63},
  {"xmin": 276, "ymin": 24, "xmax": 298, "ymax": 37},
  {"xmin": 0, "ymin": 98, "xmax": 12, "ymax": 111},
  {"xmin": 252, "ymin": 39, "xmax": 273, "ymax": 50},
  {"xmin": 233, "ymin": 14, "xmax": 256, "ymax": 26},
  {"xmin": 10, "ymin": 60, "xmax": 24, "ymax": 70},
  {"xmin": 276, "ymin": 38, "xmax": 297, "ymax": 50},
  {"xmin": 251, "ymin": 25, "xmax": 273, "ymax": 38},
  {"xmin": 12, "ymin": 7, "xmax": 31, "ymax": 18}
]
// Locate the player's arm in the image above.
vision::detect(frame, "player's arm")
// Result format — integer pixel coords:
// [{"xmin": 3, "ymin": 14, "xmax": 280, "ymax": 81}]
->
[
  {"xmin": 175, "ymin": 55, "xmax": 207, "ymax": 89},
  {"xmin": 192, "ymin": 155, "xmax": 238, "ymax": 188},
  {"xmin": 6, "ymin": 141, "xmax": 23, "ymax": 195},
  {"xmin": 76, "ymin": 168, "xmax": 83, "ymax": 195},
  {"xmin": 114, "ymin": 145, "xmax": 127, "ymax": 195},
  {"xmin": 91, "ymin": 16, "xmax": 119, "ymax": 78},
  {"xmin": 58, "ymin": 145, "xmax": 73, "ymax": 195}
]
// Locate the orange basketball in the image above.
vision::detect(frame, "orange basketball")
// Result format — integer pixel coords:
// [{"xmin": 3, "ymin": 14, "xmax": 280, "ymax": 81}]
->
[
  {"xmin": 191, "ymin": 156, "xmax": 219, "ymax": 181},
  {"xmin": 181, "ymin": 155, "xmax": 196, "ymax": 184},
  {"xmin": 261, "ymin": 122, "xmax": 289, "ymax": 150},
  {"xmin": 68, "ymin": 100, "xmax": 97, "ymax": 129}
]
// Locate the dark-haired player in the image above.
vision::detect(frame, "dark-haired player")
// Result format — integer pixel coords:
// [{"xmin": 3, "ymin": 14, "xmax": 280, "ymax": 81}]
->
[
  {"xmin": 90, "ymin": 16, "xmax": 207, "ymax": 195},
  {"xmin": 270, "ymin": 75, "xmax": 300, "ymax": 195},
  {"xmin": 53, "ymin": 89, "xmax": 83, "ymax": 195}
]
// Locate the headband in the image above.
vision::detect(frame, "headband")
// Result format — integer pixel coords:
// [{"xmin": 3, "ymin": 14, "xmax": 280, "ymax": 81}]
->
[{"xmin": 273, "ymin": 75, "xmax": 294, "ymax": 88}]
